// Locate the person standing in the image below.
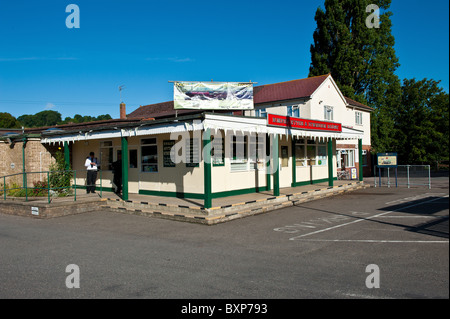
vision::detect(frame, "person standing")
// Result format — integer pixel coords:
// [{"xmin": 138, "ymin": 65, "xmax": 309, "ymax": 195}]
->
[
  {"xmin": 112, "ymin": 153, "xmax": 122, "ymax": 195},
  {"xmin": 85, "ymin": 151, "xmax": 98, "ymax": 194}
]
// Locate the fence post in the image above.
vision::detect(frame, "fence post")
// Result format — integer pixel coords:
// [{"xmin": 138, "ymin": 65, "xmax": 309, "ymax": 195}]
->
[
  {"xmin": 379, "ymin": 167, "xmax": 381, "ymax": 187},
  {"xmin": 374, "ymin": 167, "xmax": 377, "ymax": 188},
  {"xmin": 387, "ymin": 168, "xmax": 390, "ymax": 188},
  {"xmin": 407, "ymin": 165, "xmax": 410, "ymax": 188},
  {"xmin": 25, "ymin": 172, "xmax": 28, "ymax": 202},
  {"xmin": 428, "ymin": 165, "xmax": 431, "ymax": 189}
]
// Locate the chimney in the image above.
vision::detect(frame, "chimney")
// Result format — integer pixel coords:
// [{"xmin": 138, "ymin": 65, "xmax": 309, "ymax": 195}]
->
[{"xmin": 120, "ymin": 102, "xmax": 126, "ymax": 119}]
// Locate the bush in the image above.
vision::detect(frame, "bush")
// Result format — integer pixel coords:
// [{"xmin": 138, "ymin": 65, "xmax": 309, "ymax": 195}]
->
[{"xmin": 49, "ymin": 151, "xmax": 73, "ymax": 196}]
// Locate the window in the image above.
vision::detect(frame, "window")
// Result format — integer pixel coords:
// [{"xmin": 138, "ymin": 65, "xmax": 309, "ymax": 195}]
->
[
  {"xmin": 287, "ymin": 105, "xmax": 300, "ymax": 118},
  {"xmin": 345, "ymin": 150, "xmax": 355, "ymax": 167},
  {"xmin": 185, "ymin": 138, "xmax": 200, "ymax": 167},
  {"xmin": 211, "ymin": 133, "xmax": 225, "ymax": 166},
  {"xmin": 317, "ymin": 143, "xmax": 327, "ymax": 166},
  {"xmin": 231, "ymin": 135, "xmax": 248, "ymax": 171},
  {"xmin": 249, "ymin": 135, "xmax": 264, "ymax": 164},
  {"xmin": 141, "ymin": 138, "xmax": 158, "ymax": 172},
  {"xmin": 324, "ymin": 105, "xmax": 334, "ymax": 121},
  {"xmin": 129, "ymin": 149, "xmax": 138, "ymax": 168},
  {"xmin": 295, "ymin": 139, "xmax": 327, "ymax": 166},
  {"xmin": 281, "ymin": 146, "xmax": 289, "ymax": 167},
  {"xmin": 100, "ymin": 141, "xmax": 113, "ymax": 170},
  {"xmin": 163, "ymin": 140, "xmax": 176, "ymax": 167},
  {"xmin": 295, "ymin": 139, "xmax": 306, "ymax": 166},
  {"xmin": 355, "ymin": 111, "xmax": 363, "ymax": 125},
  {"xmin": 255, "ymin": 108, "xmax": 267, "ymax": 118}
]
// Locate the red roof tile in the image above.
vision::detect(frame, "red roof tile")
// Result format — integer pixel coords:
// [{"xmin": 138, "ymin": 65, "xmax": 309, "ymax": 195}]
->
[{"xmin": 253, "ymin": 74, "xmax": 329, "ymax": 104}]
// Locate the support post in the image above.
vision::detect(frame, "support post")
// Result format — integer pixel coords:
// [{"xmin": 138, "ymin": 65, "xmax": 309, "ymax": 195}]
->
[
  {"xmin": 64, "ymin": 141, "xmax": 70, "ymax": 171},
  {"xmin": 203, "ymin": 129, "xmax": 212, "ymax": 209},
  {"xmin": 328, "ymin": 139, "xmax": 334, "ymax": 187},
  {"xmin": 291, "ymin": 137, "xmax": 296, "ymax": 186},
  {"xmin": 358, "ymin": 139, "xmax": 363, "ymax": 182},
  {"xmin": 121, "ymin": 136, "xmax": 129, "ymax": 201},
  {"xmin": 273, "ymin": 134, "xmax": 280, "ymax": 196},
  {"xmin": 266, "ymin": 134, "xmax": 271, "ymax": 191}
]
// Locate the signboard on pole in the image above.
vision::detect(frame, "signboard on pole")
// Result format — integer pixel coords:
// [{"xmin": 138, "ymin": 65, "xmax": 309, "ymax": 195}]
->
[
  {"xmin": 377, "ymin": 153, "xmax": 398, "ymax": 167},
  {"xmin": 173, "ymin": 81, "xmax": 254, "ymax": 110},
  {"xmin": 268, "ymin": 114, "xmax": 342, "ymax": 132}
]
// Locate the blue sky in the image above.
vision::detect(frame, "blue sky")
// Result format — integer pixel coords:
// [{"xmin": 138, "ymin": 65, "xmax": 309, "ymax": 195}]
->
[{"xmin": 0, "ymin": 0, "xmax": 448, "ymax": 120}]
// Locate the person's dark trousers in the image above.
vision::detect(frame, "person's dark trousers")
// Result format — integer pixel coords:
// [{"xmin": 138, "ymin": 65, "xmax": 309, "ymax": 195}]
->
[
  {"xmin": 87, "ymin": 170, "xmax": 97, "ymax": 193},
  {"xmin": 113, "ymin": 175, "xmax": 122, "ymax": 194}
]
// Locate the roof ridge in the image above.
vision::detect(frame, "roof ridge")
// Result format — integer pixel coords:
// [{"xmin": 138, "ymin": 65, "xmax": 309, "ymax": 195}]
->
[{"xmin": 255, "ymin": 74, "xmax": 329, "ymax": 88}]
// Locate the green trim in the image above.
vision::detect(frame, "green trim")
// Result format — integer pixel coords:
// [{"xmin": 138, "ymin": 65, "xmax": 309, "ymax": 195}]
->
[
  {"xmin": 211, "ymin": 186, "xmax": 269, "ymax": 199},
  {"xmin": 75, "ymin": 185, "xmax": 114, "ymax": 192},
  {"xmin": 64, "ymin": 141, "xmax": 70, "ymax": 171},
  {"xmin": 139, "ymin": 189, "xmax": 204, "ymax": 199},
  {"xmin": 121, "ymin": 136, "xmax": 129, "ymax": 201},
  {"xmin": 327, "ymin": 139, "xmax": 333, "ymax": 187},
  {"xmin": 292, "ymin": 137, "xmax": 296, "ymax": 185},
  {"xmin": 203, "ymin": 129, "xmax": 212, "ymax": 209},
  {"xmin": 291, "ymin": 177, "xmax": 338, "ymax": 188},
  {"xmin": 273, "ymin": 134, "xmax": 280, "ymax": 196},
  {"xmin": 266, "ymin": 134, "xmax": 271, "ymax": 191}
]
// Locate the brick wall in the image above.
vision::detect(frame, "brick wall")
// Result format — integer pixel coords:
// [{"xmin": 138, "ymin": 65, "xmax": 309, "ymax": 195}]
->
[{"xmin": 0, "ymin": 139, "xmax": 58, "ymax": 186}]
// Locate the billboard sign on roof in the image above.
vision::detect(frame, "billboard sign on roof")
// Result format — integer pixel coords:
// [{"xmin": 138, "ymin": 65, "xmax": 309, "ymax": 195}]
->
[{"xmin": 173, "ymin": 81, "xmax": 254, "ymax": 110}]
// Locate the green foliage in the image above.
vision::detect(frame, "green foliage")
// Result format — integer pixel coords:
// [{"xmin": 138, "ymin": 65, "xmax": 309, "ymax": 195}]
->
[
  {"xmin": 49, "ymin": 151, "xmax": 73, "ymax": 196},
  {"xmin": 0, "ymin": 112, "xmax": 21, "ymax": 128},
  {"xmin": 393, "ymin": 79, "xmax": 449, "ymax": 165},
  {"xmin": 61, "ymin": 114, "xmax": 112, "ymax": 124},
  {"xmin": 18, "ymin": 110, "xmax": 62, "ymax": 128},
  {"xmin": 309, "ymin": 0, "xmax": 402, "ymax": 153}
]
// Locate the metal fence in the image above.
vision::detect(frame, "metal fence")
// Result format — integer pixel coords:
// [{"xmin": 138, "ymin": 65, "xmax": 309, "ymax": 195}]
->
[
  {"xmin": 0, "ymin": 169, "xmax": 104, "ymax": 203},
  {"xmin": 374, "ymin": 165, "xmax": 431, "ymax": 189}
]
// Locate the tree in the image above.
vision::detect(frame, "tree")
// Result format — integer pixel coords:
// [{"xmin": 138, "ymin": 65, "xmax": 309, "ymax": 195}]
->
[
  {"xmin": 393, "ymin": 79, "xmax": 449, "ymax": 165},
  {"xmin": 18, "ymin": 110, "xmax": 62, "ymax": 127},
  {"xmin": 0, "ymin": 112, "xmax": 21, "ymax": 128},
  {"xmin": 309, "ymin": 0, "xmax": 402, "ymax": 153}
]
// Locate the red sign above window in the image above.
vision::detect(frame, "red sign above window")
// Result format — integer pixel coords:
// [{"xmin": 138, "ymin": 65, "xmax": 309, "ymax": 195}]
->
[{"xmin": 268, "ymin": 114, "xmax": 342, "ymax": 132}]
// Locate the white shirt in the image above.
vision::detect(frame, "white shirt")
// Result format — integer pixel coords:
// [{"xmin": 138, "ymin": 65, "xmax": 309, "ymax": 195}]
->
[{"xmin": 85, "ymin": 157, "xmax": 98, "ymax": 171}]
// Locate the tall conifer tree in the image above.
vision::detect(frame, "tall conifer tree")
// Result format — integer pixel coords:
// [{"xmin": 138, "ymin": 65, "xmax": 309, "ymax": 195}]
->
[{"xmin": 309, "ymin": 0, "xmax": 401, "ymax": 153}]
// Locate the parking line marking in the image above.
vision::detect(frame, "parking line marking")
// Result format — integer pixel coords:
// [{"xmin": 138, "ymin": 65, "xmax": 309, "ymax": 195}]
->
[
  {"xmin": 292, "ymin": 239, "xmax": 449, "ymax": 244},
  {"xmin": 290, "ymin": 195, "xmax": 449, "ymax": 241}
]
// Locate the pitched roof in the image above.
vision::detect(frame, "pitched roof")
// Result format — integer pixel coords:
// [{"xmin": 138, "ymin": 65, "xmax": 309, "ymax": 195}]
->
[
  {"xmin": 127, "ymin": 74, "xmax": 374, "ymax": 119},
  {"xmin": 345, "ymin": 97, "xmax": 374, "ymax": 112},
  {"xmin": 253, "ymin": 74, "xmax": 330, "ymax": 104},
  {"xmin": 129, "ymin": 75, "xmax": 331, "ymax": 119},
  {"xmin": 127, "ymin": 101, "xmax": 201, "ymax": 119}
]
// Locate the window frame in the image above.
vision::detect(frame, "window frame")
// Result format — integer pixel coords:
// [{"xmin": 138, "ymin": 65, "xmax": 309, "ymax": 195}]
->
[{"xmin": 141, "ymin": 137, "xmax": 159, "ymax": 173}]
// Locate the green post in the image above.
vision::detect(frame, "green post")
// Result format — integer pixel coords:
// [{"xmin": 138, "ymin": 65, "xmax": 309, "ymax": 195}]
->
[
  {"xmin": 266, "ymin": 134, "xmax": 271, "ymax": 191},
  {"xmin": 22, "ymin": 138, "xmax": 26, "ymax": 194},
  {"xmin": 358, "ymin": 139, "xmax": 363, "ymax": 182},
  {"xmin": 47, "ymin": 171, "xmax": 50, "ymax": 204},
  {"xmin": 291, "ymin": 137, "xmax": 296, "ymax": 187},
  {"xmin": 328, "ymin": 139, "xmax": 334, "ymax": 187},
  {"xmin": 203, "ymin": 129, "xmax": 212, "ymax": 209},
  {"xmin": 3, "ymin": 176, "xmax": 6, "ymax": 200},
  {"xmin": 64, "ymin": 141, "xmax": 70, "ymax": 171},
  {"xmin": 74, "ymin": 170, "xmax": 76, "ymax": 202},
  {"xmin": 121, "ymin": 136, "xmax": 129, "ymax": 201},
  {"xmin": 273, "ymin": 134, "xmax": 280, "ymax": 197}
]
